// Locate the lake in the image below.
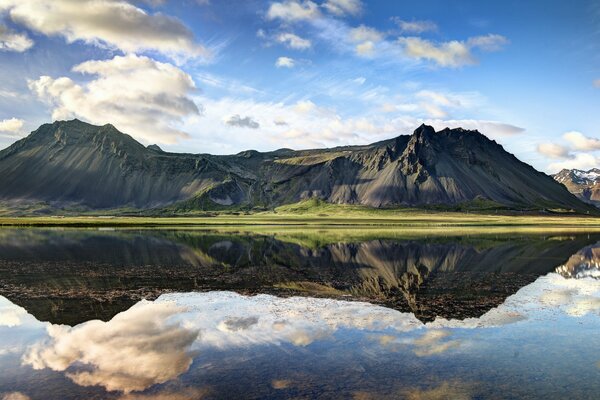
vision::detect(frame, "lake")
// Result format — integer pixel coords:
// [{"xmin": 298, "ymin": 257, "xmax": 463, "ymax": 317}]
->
[{"xmin": 0, "ymin": 228, "xmax": 599, "ymax": 399}]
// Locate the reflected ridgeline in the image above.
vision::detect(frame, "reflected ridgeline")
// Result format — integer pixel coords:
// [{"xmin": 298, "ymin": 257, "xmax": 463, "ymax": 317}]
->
[
  {"xmin": 555, "ymin": 242, "xmax": 600, "ymax": 279},
  {"xmin": 0, "ymin": 229, "xmax": 598, "ymax": 325}
]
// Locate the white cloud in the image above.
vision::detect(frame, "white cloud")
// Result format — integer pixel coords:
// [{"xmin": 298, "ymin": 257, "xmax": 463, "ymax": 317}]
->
[
  {"xmin": 0, "ymin": 25, "xmax": 33, "ymax": 52},
  {"xmin": 563, "ymin": 131, "xmax": 600, "ymax": 151},
  {"xmin": 355, "ymin": 41, "xmax": 375, "ymax": 56},
  {"xmin": 28, "ymin": 54, "xmax": 200, "ymax": 144},
  {"xmin": 348, "ymin": 25, "xmax": 383, "ymax": 56},
  {"xmin": 322, "ymin": 0, "xmax": 363, "ymax": 17},
  {"xmin": 349, "ymin": 25, "xmax": 383, "ymax": 42},
  {"xmin": 23, "ymin": 300, "xmax": 199, "ymax": 394},
  {"xmin": 0, "ymin": 0, "xmax": 207, "ymax": 61},
  {"xmin": 392, "ymin": 18, "xmax": 437, "ymax": 34},
  {"xmin": 276, "ymin": 32, "xmax": 311, "ymax": 50},
  {"xmin": 467, "ymin": 34, "xmax": 509, "ymax": 51},
  {"xmin": 397, "ymin": 34, "xmax": 508, "ymax": 67},
  {"xmin": 548, "ymin": 153, "xmax": 600, "ymax": 173},
  {"xmin": 266, "ymin": 0, "xmax": 321, "ymax": 22},
  {"xmin": 537, "ymin": 143, "xmax": 572, "ymax": 159},
  {"xmin": 0, "ymin": 117, "xmax": 24, "ymax": 134},
  {"xmin": 275, "ymin": 56, "xmax": 296, "ymax": 68}
]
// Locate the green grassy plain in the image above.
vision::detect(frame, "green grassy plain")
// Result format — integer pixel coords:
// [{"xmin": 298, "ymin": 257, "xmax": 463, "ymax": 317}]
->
[{"xmin": 1, "ymin": 198, "xmax": 599, "ymax": 230}]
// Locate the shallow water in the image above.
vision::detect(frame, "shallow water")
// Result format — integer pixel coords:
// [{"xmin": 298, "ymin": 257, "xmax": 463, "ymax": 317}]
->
[{"xmin": 0, "ymin": 229, "xmax": 599, "ymax": 399}]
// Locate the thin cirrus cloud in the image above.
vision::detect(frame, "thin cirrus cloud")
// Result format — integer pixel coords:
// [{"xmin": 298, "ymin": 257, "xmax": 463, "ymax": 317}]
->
[
  {"xmin": 0, "ymin": 0, "xmax": 208, "ymax": 61},
  {"xmin": 322, "ymin": 0, "xmax": 363, "ymax": 17},
  {"xmin": 267, "ymin": 0, "xmax": 363, "ymax": 21},
  {"xmin": 392, "ymin": 18, "xmax": 438, "ymax": 34},
  {"xmin": 0, "ymin": 24, "xmax": 33, "ymax": 52},
  {"xmin": 28, "ymin": 54, "xmax": 201, "ymax": 144},
  {"xmin": 397, "ymin": 34, "xmax": 509, "ymax": 67}
]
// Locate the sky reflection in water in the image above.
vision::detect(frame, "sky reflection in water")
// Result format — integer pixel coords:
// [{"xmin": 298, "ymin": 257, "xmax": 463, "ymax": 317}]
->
[{"xmin": 0, "ymin": 232, "xmax": 599, "ymax": 399}]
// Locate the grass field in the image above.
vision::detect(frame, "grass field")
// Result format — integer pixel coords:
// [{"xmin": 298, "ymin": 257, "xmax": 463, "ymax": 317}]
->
[{"xmin": 0, "ymin": 198, "xmax": 599, "ymax": 228}]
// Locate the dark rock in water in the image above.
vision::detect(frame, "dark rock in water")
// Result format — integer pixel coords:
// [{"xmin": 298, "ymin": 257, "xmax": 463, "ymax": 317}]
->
[{"xmin": 0, "ymin": 119, "xmax": 595, "ymax": 213}]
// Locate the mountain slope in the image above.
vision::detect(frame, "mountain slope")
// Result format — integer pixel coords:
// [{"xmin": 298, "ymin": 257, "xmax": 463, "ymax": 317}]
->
[
  {"xmin": 0, "ymin": 119, "xmax": 595, "ymax": 213},
  {"xmin": 553, "ymin": 168, "xmax": 600, "ymax": 208}
]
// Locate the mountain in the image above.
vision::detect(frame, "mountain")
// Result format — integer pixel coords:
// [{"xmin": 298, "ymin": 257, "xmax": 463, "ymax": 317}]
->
[
  {"xmin": 553, "ymin": 168, "xmax": 600, "ymax": 208},
  {"xmin": 0, "ymin": 119, "xmax": 595, "ymax": 213}
]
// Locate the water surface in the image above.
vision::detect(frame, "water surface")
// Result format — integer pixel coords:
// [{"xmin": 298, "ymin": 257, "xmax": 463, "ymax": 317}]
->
[{"xmin": 0, "ymin": 228, "xmax": 599, "ymax": 399}]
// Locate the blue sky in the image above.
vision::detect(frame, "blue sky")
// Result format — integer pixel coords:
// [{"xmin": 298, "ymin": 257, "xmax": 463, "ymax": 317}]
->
[{"xmin": 0, "ymin": 0, "xmax": 599, "ymax": 173}]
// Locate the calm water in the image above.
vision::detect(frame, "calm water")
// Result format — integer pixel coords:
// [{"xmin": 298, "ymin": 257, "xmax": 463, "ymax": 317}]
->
[{"xmin": 0, "ymin": 229, "xmax": 599, "ymax": 399}]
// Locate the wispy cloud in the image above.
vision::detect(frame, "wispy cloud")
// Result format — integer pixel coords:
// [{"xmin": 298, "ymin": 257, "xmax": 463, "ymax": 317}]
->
[
  {"xmin": 392, "ymin": 18, "xmax": 437, "ymax": 34},
  {"xmin": 397, "ymin": 34, "xmax": 509, "ymax": 67}
]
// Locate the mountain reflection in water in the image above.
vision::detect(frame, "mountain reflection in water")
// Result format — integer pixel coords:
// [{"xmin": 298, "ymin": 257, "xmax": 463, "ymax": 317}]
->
[
  {"xmin": 1, "ymin": 258, "xmax": 600, "ymax": 399},
  {"xmin": 0, "ymin": 229, "xmax": 599, "ymax": 325}
]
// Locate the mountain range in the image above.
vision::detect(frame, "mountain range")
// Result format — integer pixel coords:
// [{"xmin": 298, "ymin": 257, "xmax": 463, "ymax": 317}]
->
[
  {"xmin": 0, "ymin": 119, "xmax": 596, "ymax": 214},
  {"xmin": 553, "ymin": 168, "xmax": 600, "ymax": 207}
]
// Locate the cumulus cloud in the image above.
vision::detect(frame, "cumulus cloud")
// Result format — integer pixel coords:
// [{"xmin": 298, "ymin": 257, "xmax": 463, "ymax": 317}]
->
[
  {"xmin": 0, "ymin": 0, "xmax": 207, "ymax": 61},
  {"xmin": 537, "ymin": 143, "xmax": 572, "ymax": 159},
  {"xmin": 0, "ymin": 25, "xmax": 33, "ymax": 52},
  {"xmin": 275, "ymin": 56, "xmax": 296, "ymax": 68},
  {"xmin": 392, "ymin": 18, "xmax": 437, "ymax": 34},
  {"xmin": 28, "ymin": 54, "xmax": 200, "ymax": 144},
  {"xmin": 276, "ymin": 32, "xmax": 311, "ymax": 49},
  {"xmin": 23, "ymin": 300, "xmax": 199, "ymax": 394},
  {"xmin": 563, "ymin": 131, "xmax": 600, "ymax": 151},
  {"xmin": 322, "ymin": 0, "xmax": 363, "ymax": 17},
  {"xmin": 225, "ymin": 115, "xmax": 260, "ymax": 129},
  {"xmin": 0, "ymin": 117, "xmax": 24, "ymax": 135},
  {"xmin": 267, "ymin": 0, "xmax": 321, "ymax": 22},
  {"xmin": 398, "ymin": 34, "xmax": 508, "ymax": 67}
]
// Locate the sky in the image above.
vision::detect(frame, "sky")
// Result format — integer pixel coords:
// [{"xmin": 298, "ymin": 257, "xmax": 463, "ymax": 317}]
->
[{"xmin": 0, "ymin": 0, "xmax": 599, "ymax": 173}]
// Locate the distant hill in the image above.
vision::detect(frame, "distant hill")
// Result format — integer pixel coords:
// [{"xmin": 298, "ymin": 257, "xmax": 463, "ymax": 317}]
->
[
  {"xmin": 553, "ymin": 168, "xmax": 600, "ymax": 208},
  {"xmin": 0, "ymin": 119, "xmax": 595, "ymax": 214}
]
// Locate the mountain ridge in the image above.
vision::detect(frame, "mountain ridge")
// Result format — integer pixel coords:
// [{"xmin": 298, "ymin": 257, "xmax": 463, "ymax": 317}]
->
[
  {"xmin": 553, "ymin": 168, "xmax": 600, "ymax": 207},
  {"xmin": 0, "ymin": 119, "xmax": 596, "ymax": 214}
]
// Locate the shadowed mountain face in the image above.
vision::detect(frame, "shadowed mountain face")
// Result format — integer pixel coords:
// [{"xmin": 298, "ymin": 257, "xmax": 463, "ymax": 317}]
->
[
  {"xmin": 554, "ymin": 168, "xmax": 600, "ymax": 208},
  {"xmin": 0, "ymin": 119, "xmax": 594, "ymax": 212},
  {"xmin": 0, "ymin": 229, "xmax": 597, "ymax": 325}
]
